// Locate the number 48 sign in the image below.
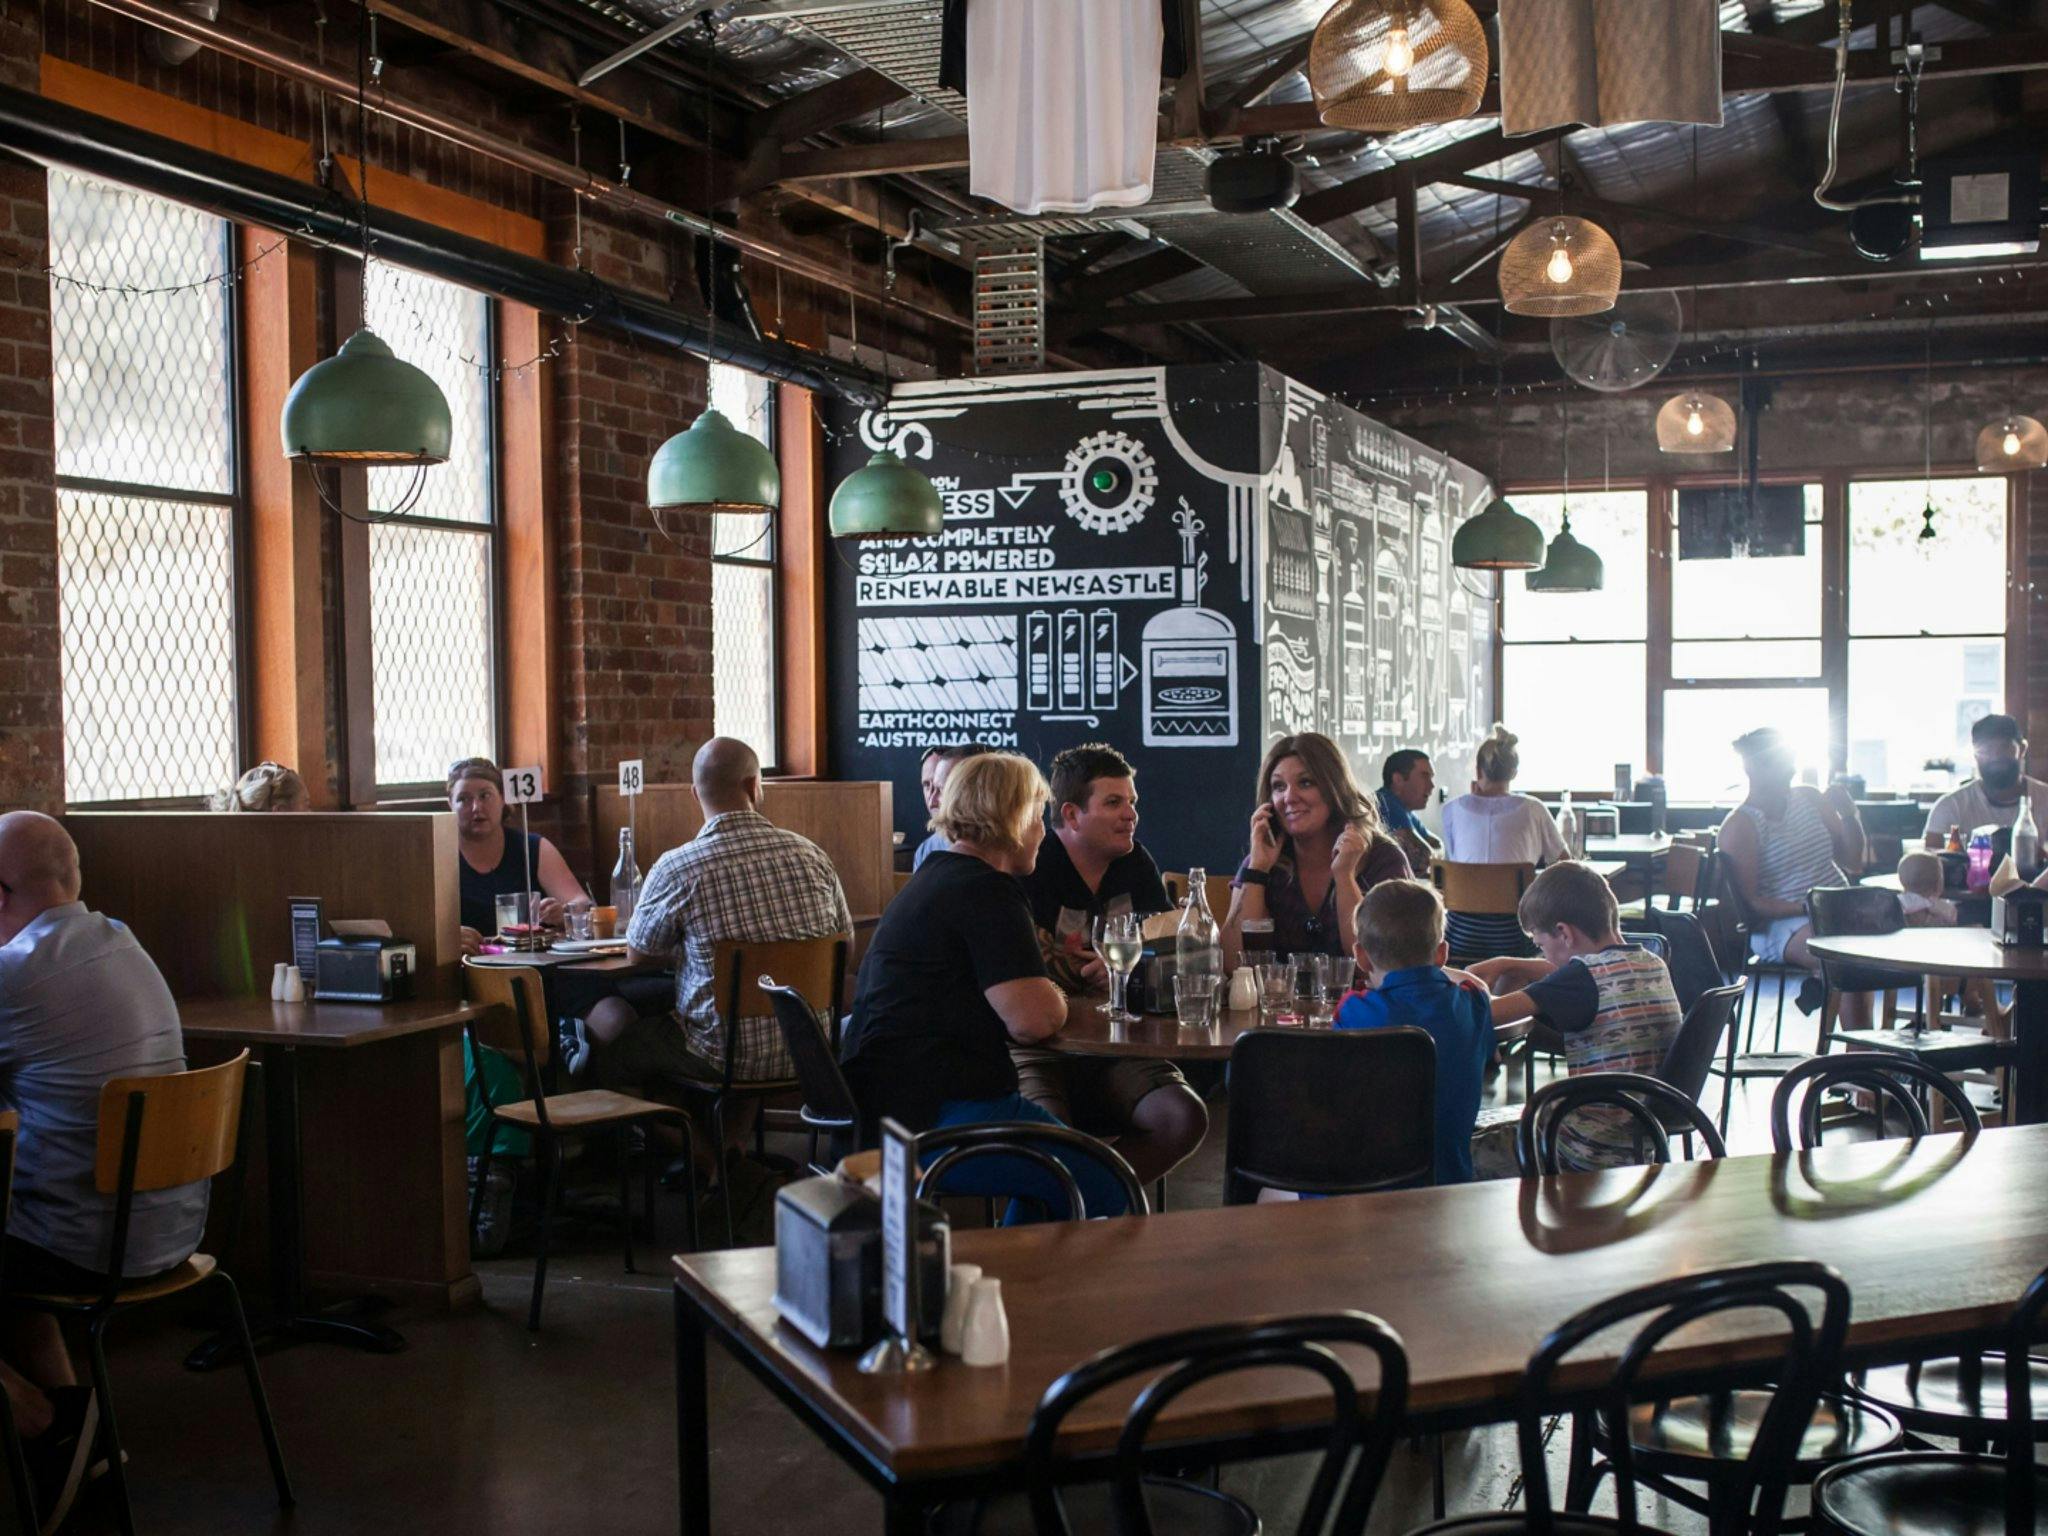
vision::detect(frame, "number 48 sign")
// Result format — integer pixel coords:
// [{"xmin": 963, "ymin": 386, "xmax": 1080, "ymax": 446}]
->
[
  {"xmin": 503, "ymin": 765, "xmax": 545, "ymax": 805},
  {"xmin": 618, "ymin": 759, "xmax": 644, "ymax": 796}
]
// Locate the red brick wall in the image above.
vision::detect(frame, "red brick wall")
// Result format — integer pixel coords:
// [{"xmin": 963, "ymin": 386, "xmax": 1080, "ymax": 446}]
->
[{"xmin": 0, "ymin": 1, "xmax": 59, "ymax": 811}]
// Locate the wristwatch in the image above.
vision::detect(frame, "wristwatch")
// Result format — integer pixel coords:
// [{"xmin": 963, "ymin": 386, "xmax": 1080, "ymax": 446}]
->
[{"xmin": 1238, "ymin": 867, "xmax": 1272, "ymax": 887}]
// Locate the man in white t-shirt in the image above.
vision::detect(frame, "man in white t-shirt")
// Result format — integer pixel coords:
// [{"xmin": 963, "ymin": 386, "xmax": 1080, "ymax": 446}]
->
[{"xmin": 1922, "ymin": 715, "xmax": 2048, "ymax": 844}]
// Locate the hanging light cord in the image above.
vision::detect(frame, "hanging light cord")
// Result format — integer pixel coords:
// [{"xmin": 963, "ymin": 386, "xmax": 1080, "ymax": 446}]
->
[{"xmin": 1815, "ymin": 0, "xmax": 1921, "ymax": 211}]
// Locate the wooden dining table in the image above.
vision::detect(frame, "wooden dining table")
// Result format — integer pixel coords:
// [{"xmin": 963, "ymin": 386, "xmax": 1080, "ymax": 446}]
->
[
  {"xmin": 1809, "ymin": 928, "xmax": 2048, "ymax": 1120},
  {"xmin": 1047, "ymin": 998, "xmax": 1532, "ymax": 1061},
  {"xmin": 673, "ymin": 1125, "xmax": 2048, "ymax": 1536}
]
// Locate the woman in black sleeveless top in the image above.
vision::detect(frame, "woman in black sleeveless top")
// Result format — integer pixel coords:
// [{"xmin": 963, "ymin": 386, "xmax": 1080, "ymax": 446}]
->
[{"xmin": 449, "ymin": 758, "xmax": 590, "ymax": 955}]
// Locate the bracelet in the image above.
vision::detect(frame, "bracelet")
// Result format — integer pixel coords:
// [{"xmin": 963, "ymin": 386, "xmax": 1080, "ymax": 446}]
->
[{"xmin": 1238, "ymin": 867, "xmax": 1273, "ymax": 887}]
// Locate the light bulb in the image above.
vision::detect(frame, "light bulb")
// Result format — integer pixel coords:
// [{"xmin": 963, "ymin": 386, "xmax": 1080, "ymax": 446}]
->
[
  {"xmin": 1545, "ymin": 242, "xmax": 1574, "ymax": 285},
  {"xmin": 2005, "ymin": 426, "xmax": 2024, "ymax": 457},
  {"xmin": 1685, "ymin": 405, "xmax": 1705, "ymax": 437},
  {"xmin": 1383, "ymin": 24, "xmax": 1415, "ymax": 76}
]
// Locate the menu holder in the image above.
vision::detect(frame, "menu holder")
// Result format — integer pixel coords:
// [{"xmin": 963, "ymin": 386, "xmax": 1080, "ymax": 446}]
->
[
  {"xmin": 289, "ymin": 897, "xmax": 323, "ymax": 990},
  {"xmin": 857, "ymin": 1118, "xmax": 934, "ymax": 1376}
]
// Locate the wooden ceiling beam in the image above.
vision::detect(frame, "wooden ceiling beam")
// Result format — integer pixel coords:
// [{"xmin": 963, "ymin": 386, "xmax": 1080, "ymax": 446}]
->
[
  {"xmin": 1442, "ymin": 172, "xmax": 1849, "ymax": 258},
  {"xmin": 745, "ymin": 68, "xmax": 907, "ymax": 149}
]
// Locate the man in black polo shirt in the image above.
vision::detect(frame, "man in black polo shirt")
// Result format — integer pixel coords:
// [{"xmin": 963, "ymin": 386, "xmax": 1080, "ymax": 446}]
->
[{"xmin": 1020, "ymin": 744, "xmax": 1207, "ymax": 1183}]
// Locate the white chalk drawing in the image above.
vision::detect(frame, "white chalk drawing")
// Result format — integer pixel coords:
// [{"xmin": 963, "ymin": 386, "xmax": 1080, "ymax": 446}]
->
[
  {"xmin": 1060, "ymin": 431, "xmax": 1158, "ymax": 535},
  {"xmin": 1142, "ymin": 503, "xmax": 1238, "ymax": 748},
  {"xmin": 858, "ymin": 408, "xmax": 935, "ymax": 461},
  {"xmin": 1024, "ymin": 608, "xmax": 1139, "ymax": 724},
  {"xmin": 858, "ymin": 615, "xmax": 1017, "ymax": 715}
]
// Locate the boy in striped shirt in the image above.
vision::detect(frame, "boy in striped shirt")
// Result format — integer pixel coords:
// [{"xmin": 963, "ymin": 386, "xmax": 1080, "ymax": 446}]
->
[{"xmin": 1469, "ymin": 862, "xmax": 1683, "ymax": 1175}]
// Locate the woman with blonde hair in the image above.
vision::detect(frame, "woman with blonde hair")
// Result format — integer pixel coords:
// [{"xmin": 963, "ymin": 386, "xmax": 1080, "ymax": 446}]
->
[
  {"xmin": 839, "ymin": 751, "xmax": 1133, "ymax": 1219},
  {"xmin": 209, "ymin": 762, "xmax": 309, "ymax": 813},
  {"xmin": 1222, "ymin": 731, "xmax": 1411, "ymax": 967}
]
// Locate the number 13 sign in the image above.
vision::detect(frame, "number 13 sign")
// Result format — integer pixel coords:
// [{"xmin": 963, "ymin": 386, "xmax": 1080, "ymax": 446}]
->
[{"xmin": 503, "ymin": 765, "xmax": 545, "ymax": 805}]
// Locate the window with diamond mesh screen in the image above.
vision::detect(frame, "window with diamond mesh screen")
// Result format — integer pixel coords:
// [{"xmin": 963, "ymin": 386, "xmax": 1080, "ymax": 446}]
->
[
  {"xmin": 362, "ymin": 264, "xmax": 498, "ymax": 788},
  {"xmin": 48, "ymin": 170, "xmax": 241, "ymax": 803},
  {"xmin": 708, "ymin": 363, "xmax": 779, "ymax": 762}
]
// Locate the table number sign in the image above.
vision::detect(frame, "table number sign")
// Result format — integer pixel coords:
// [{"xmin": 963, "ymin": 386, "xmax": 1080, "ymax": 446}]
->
[
  {"xmin": 859, "ymin": 1118, "xmax": 933, "ymax": 1375},
  {"xmin": 618, "ymin": 759, "xmax": 644, "ymax": 797},
  {"xmin": 503, "ymin": 765, "xmax": 546, "ymax": 804}
]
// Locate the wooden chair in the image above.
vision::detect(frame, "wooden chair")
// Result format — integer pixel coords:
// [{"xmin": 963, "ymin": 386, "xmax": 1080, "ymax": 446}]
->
[
  {"xmin": 673, "ymin": 937, "xmax": 848, "ymax": 1247},
  {"xmin": 1163, "ymin": 870, "xmax": 1236, "ymax": 921},
  {"xmin": 1621, "ymin": 842, "xmax": 1710, "ymax": 922},
  {"xmin": 463, "ymin": 961, "xmax": 698, "ymax": 1329},
  {"xmin": 10, "ymin": 1052, "xmax": 292, "ymax": 1536}
]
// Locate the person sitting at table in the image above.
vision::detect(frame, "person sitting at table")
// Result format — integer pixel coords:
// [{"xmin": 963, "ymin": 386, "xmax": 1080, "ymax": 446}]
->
[
  {"xmin": 1439, "ymin": 724, "xmax": 1565, "ymax": 961},
  {"xmin": 1923, "ymin": 714, "xmax": 2048, "ymax": 846},
  {"xmin": 1899, "ymin": 850, "xmax": 2008, "ymax": 1035},
  {"xmin": 911, "ymin": 741, "xmax": 988, "ymax": 871},
  {"xmin": 208, "ymin": 761, "xmax": 309, "ymax": 813},
  {"xmin": 1466, "ymin": 861, "xmax": 1683, "ymax": 1178},
  {"xmin": 1020, "ymin": 742, "xmax": 1205, "ymax": 1186},
  {"xmin": 1222, "ymin": 732, "xmax": 1410, "ymax": 968},
  {"xmin": 1716, "ymin": 727, "xmax": 1869, "ymax": 1022},
  {"xmin": 1377, "ymin": 749, "xmax": 1442, "ymax": 878},
  {"xmin": 604, "ymin": 738, "xmax": 852, "ymax": 1196},
  {"xmin": 449, "ymin": 757, "xmax": 590, "ymax": 956},
  {"xmin": 0, "ymin": 812, "xmax": 208, "ymax": 1528},
  {"xmin": 839, "ymin": 753, "xmax": 1134, "ymax": 1220},
  {"xmin": 1336, "ymin": 879, "xmax": 1491, "ymax": 1184}
]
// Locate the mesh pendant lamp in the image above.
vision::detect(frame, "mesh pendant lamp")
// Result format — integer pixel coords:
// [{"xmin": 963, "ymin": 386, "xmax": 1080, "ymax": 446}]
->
[
  {"xmin": 829, "ymin": 448, "xmax": 945, "ymax": 538},
  {"xmin": 1451, "ymin": 495, "xmax": 1546, "ymax": 571},
  {"xmin": 1976, "ymin": 414, "xmax": 2048, "ymax": 471},
  {"xmin": 1309, "ymin": 0, "xmax": 1489, "ymax": 133},
  {"xmin": 281, "ymin": 327, "xmax": 452, "ymax": 466},
  {"xmin": 647, "ymin": 408, "xmax": 779, "ymax": 513},
  {"xmin": 1500, "ymin": 217, "xmax": 1622, "ymax": 317},
  {"xmin": 1655, "ymin": 391, "xmax": 1737, "ymax": 453}
]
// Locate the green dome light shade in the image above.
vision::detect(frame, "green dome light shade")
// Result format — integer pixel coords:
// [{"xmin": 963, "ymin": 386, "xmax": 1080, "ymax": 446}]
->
[
  {"xmin": 281, "ymin": 328, "xmax": 452, "ymax": 465},
  {"xmin": 829, "ymin": 449, "xmax": 946, "ymax": 539},
  {"xmin": 1451, "ymin": 495, "xmax": 1546, "ymax": 571},
  {"xmin": 1523, "ymin": 512, "xmax": 1605, "ymax": 592},
  {"xmin": 647, "ymin": 407, "xmax": 780, "ymax": 513}
]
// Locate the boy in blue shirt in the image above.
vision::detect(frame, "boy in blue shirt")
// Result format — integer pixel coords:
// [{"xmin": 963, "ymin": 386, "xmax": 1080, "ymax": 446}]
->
[{"xmin": 1334, "ymin": 878, "xmax": 1493, "ymax": 1183}]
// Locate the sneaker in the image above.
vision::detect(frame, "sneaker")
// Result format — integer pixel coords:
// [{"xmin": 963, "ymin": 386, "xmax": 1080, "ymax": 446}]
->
[
  {"xmin": 557, "ymin": 1016, "xmax": 591, "ymax": 1081},
  {"xmin": 1793, "ymin": 976, "xmax": 1827, "ymax": 1016},
  {"xmin": 27, "ymin": 1386, "xmax": 97, "ymax": 1535}
]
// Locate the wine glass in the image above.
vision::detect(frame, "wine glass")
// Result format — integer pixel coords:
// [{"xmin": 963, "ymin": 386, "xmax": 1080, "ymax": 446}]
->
[{"xmin": 1092, "ymin": 912, "xmax": 1143, "ymax": 1023}]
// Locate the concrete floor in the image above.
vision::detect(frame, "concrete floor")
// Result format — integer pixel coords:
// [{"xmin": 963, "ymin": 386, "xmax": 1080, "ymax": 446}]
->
[{"xmin": 73, "ymin": 981, "xmax": 1850, "ymax": 1536}]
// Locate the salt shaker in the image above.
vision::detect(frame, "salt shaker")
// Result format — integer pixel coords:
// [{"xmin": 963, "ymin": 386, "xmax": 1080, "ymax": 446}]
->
[
  {"xmin": 940, "ymin": 1263, "xmax": 982, "ymax": 1355},
  {"xmin": 270, "ymin": 963, "xmax": 291, "ymax": 1001},
  {"xmin": 1228, "ymin": 966, "xmax": 1259, "ymax": 1012},
  {"xmin": 281, "ymin": 966, "xmax": 305, "ymax": 1003},
  {"xmin": 960, "ymin": 1277, "xmax": 1009, "ymax": 1367}
]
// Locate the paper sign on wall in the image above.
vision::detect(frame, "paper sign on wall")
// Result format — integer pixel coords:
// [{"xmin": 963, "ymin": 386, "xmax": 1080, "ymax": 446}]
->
[
  {"xmin": 618, "ymin": 759, "xmax": 645, "ymax": 797},
  {"xmin": 503, "ymin": 765, "xmax": 545, "ymax": 804}
]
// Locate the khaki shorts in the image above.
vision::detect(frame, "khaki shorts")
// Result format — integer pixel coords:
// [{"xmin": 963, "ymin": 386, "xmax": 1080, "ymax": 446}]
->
[{"xmin": 1010, "ymin": 1045, "xmax": 1188, "ymax": 1135}]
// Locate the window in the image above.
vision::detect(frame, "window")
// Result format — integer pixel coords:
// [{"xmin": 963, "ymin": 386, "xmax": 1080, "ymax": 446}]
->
[
  {"xmin": 48, "ymin": 170, "xmax": 241, "ymax": 804},
  {"xmin": 362, "ymin": 264, "xmax": 497, "ymax": 789},
  {"xmin": 709, "ymin": 362, "xmax": 779, "ymax": 762},
  {"xmin": 1498, "ymin": 490, "xmax": 1647, "ymax": 788},
  {"xmin": 1670, "ymin": 485, "xmax": 1823, "ymax": 680},
  {"xmin": 1845, "ymin": 477, "xmax": 2007, "ymax": 793}
]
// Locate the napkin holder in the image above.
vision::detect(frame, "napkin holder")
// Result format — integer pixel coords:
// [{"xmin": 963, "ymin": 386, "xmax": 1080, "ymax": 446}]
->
[
  {"xmin": 313, "ymin": 920, "xmax": 415, "ymax": 1002},
  {"xmin": 772, "ymin": 1177, "xmax": 948, "ymax": 1350},
  {"xmin": 1992, "ymin": 886, "xmax": 2048, "ymax": 948}
]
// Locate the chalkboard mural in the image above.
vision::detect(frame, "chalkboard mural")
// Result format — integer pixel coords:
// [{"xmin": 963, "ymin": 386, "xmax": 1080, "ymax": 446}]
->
[{"xmin": 824, "ymin": 364, "xmax": 1495, "ymax": 874}]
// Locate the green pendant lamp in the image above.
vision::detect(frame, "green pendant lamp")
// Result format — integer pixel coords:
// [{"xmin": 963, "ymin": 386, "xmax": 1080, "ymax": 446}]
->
[
  {"xmin": 1451, "ymin": 495, "xmax": 1546, "ymax": 570},
  {"xmin": 648, "ymin": 408, "xmax": 779, "ymax": 513},
  {"xmin": 829, "ymin": 448, "xmax": 945, "ymax": 538},
  {"xmin": 281, "ymin": 327, "xmax": 452, "ymax": 467},
  {"xmin": 1524, "ymin": 512, "xmax": 1604, "ymax": 591}
]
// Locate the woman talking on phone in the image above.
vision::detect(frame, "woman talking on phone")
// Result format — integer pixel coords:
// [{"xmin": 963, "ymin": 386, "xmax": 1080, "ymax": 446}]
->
[{"xmin": 1222, "ymin": 732, "xmax": 1411, "ymax": 968}]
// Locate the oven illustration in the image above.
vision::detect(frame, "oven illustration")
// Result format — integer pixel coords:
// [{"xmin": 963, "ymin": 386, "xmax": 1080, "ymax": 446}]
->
[{"xmin": 1142, "ymin": 502, "xmax": 1239, "ymax": 748}]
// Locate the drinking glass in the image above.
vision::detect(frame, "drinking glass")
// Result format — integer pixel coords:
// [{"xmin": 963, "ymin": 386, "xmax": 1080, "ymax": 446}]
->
[
  {"xmin": 1174, "ymin": 971, "xmax": 1219, "ymax": 1029},
  {"xmin": 1294, "ymin": 953, "xmax": 1330, "ymax": 1015},
  {"xmin": 1256, "ymin": 961, "xmax": 1294, "ymax": 1019},
  {"xmin": 1325, "ymin": 955, "xmax": 1356, "ymax": 999},
  {"xmin": 493, "ymin": 891, "xmax": 529, "ymax": 937},
  {"xmin": 564, "ymin": 906, "xmax": 595, "ymax": 941},
  {"xmin": 1093, "ymin": 912, "xmax": 1144, "ymax": 1023}
]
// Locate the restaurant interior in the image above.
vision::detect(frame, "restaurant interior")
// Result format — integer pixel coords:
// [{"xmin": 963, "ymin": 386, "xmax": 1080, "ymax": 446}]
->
[{"xmin": 5, "ymin": 0, "xmax": 2048, "ymax": 1531}]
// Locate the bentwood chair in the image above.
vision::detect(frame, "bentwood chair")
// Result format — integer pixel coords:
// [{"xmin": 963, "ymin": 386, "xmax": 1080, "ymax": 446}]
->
[
  {"xmin": 1769, "ymin": 1053, "xmax": 1982, "ymax": 1152},
  {"xmin": 1411, "ymin": 1262, "xmax": 1849, "ymax": 1536},
  {"xmin": 1223, "ymin": 1028, "xmax": 1436, "ymax": 1202},
  {"xmin": 931, "ymin": 1313, "xmax": 1410, "ymax": 1536},
  {"xmin": 915, "ymin": 1122, "xmax": 1148, "ymax": 1223},
  {"xmin": 1812, "ymin": 1264, "xmax": 2048, "ymax": 1535},
  {"xmin": 1514, "ymin": 1072, "xmax": 1728, "ymax": 1176},
  {"xmin": 463, "ymin": 961, "xmax": 697, "ymax": 1327},
  {"xmin": 1654, "ymin": 982, "xmax": 1749, "ymax": 1139},
  {"xmin": 762, "ymin": 980, "xmax": 860, "ymax": 1175},
  {"xmin": 11, "ymin": 1053, "xmax": 292, "ymax": 1536}
]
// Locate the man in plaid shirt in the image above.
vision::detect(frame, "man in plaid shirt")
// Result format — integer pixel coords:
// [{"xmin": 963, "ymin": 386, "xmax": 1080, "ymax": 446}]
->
[{"xmin": 599, "ymin": 738, "xmax": 851, "ymax": 1154}]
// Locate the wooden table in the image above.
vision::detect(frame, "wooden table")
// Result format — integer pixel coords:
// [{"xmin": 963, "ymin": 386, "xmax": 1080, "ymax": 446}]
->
[
  {"xmin": 1809, "ymin": 929, "xmax": 2048, "ymax": 1120},
  {"xmin": 180, "ymin": 995, "xmax": 492, "ymax": 1360},
  {"xmin": 1585, "ymin": 835, "xmax": 1671, "ymax": 883},
  {"xmin": 674, "ymin": 1126, "xmax": 2048, "ymax": 1535},
  {"xmin": 1047, "ymin": 999, "xmax": 1530, "ymax": 1061}
]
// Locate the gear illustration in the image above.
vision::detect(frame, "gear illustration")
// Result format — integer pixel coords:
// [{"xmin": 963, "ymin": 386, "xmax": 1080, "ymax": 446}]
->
[{"xmin": 1059, "ymin": 430, "xmax": 1157, "ymax": 535}]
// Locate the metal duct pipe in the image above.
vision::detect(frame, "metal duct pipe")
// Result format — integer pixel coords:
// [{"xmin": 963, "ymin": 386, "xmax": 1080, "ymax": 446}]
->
[
  {"xmin": 76, "ymin": 0, "xmax": 968, "ymax": 335},
  {"xmin": 0, "ymin": 83, "xmax": 884, "ymax": 401}
]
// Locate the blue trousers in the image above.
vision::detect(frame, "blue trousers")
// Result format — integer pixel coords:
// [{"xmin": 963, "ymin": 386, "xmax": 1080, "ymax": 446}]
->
[{"xmin": 927, "ymin": 1095, "xmax": 1133, "ymax": 1223}]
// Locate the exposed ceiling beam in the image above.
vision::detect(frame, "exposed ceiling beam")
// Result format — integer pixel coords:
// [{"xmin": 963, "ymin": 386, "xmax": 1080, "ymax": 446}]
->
[
  {"xmin": 1171, "ymin": 0, "xmax": 1207, "ymax": 141},
  {"xmin": 1221, "ymin": 38, "xmax": 1310, "ymax": 114},
  {"xmin": 746, "ymin": 69, "xmax": 908, "ymax": 148},
  {"xmin": 761, "ymin": 134, "xmax": 972, "ymax": 185},
  {"xmin": 1441, "ymin": 172, "xmax": 1849, "ymax": 258}
]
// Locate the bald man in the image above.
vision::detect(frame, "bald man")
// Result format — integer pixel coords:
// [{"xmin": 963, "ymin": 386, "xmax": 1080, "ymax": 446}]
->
[
  {"xmin": 601, "ymin": 741, "xmax": 851, "ymax": 1205},
  {"xmin": 0, "ymin": 812, "xmax": 209, "ymax": 1522}
]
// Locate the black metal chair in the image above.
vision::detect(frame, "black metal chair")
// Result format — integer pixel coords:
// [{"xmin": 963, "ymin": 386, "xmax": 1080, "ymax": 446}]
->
[
  {"xmin": 762, "ymin": 979, "xmax": 859, "ymax": 1175},
  {"xmin": 1804, "ymin": 886, "xmax": 1914, "ymax": 1049},
  {"xmin": 1812, "ymin": 1264, "xmax": 2048, "ymax": 1535},
  {"xmin": 1410, "ymin": 1261, "xmax": 1851, "ymax": 1536},
  {"xmin": 1223, "ymin": 1027, "xmax": 1436, "ymax": 1203},
  {"xmin": 1641, "ymin": 908, "xmax": 1725, "ymax": 1019},
  {"xmin": 1654, "ymin": 982, "xmax": 1749, "ymax": 1146},
  {"xmin": 1515, "ymin": 1071, "xmax": 1728, "ymax": 1176},
  {"xmin": 915, "ymin": 1122, "xmax": 1148, "ymax": 1222},
  {"xmin": 1714, "ymin": 860, "xmax": 1812, "ymax": 1064},
  {"xmin": 1769, "ymin": 1053, "xmax": 1983, "ymax": 1152}
]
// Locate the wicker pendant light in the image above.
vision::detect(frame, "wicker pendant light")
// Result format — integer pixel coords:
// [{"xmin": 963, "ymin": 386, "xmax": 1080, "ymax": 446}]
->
[
  {"xmin": 1499, "ymin": 216, "xmax": 1622, "ymax": 317},
  {"xmin": 1309, "ymin": 0, "xmax": 1489, "ymax": 133},
  {"xmin": 1976, "ymin": 414, "xmax": 2048, "ymax": 471},
  {"xmin": 1655, "ymin": 391, "xmax": 1737, "ymax": 453}
]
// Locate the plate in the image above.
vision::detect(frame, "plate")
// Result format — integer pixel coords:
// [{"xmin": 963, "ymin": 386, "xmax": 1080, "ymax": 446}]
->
[
  {"xmin": 550, "ymin": 938, "xmax": 628, "ymax": 953},
  {"xmin": 468, "ymin": 951, "xmax": 569, "ymax": 967}
]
